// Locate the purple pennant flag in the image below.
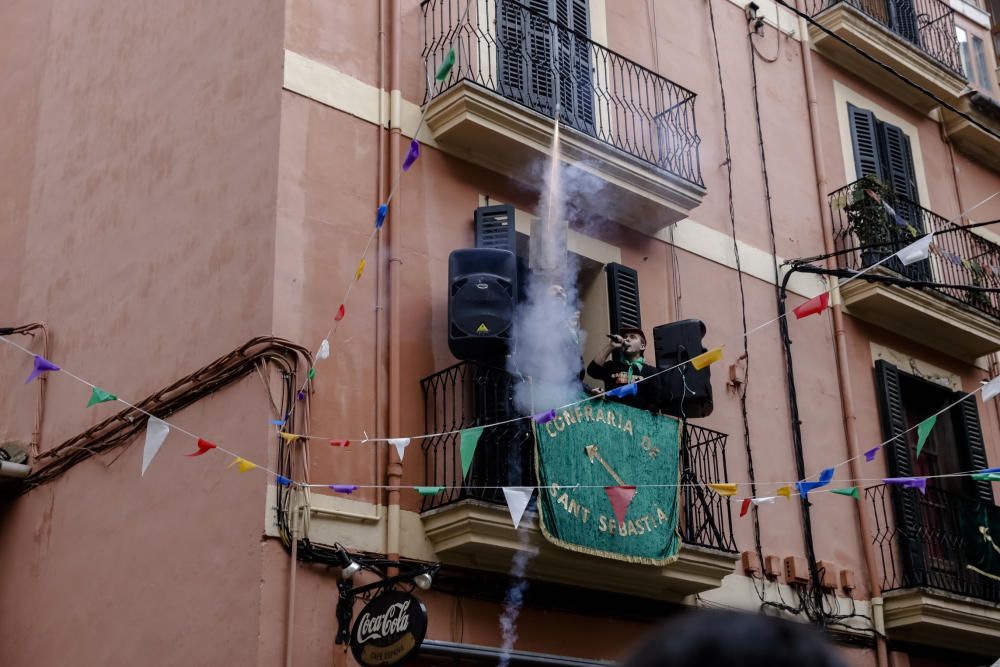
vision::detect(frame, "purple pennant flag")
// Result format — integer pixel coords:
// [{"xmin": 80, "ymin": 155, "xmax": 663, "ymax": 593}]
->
[
  {"xmin": 330, "ymin": 484, "xmax": 358, "ymax": 494},
  {"xmin": 297, "ymin": 390, "xmax": 306, "ymax": 401},
  {"xmin": 25, "ymin": 355, "xmax": 60, "ymax": 384},
  {"xmin": 884, "ymin": 477, "xmax": 927, "ymax": 494},
  {"xmin": 402, "ymin": 140, "xmax": 420, "ymax": 171},
  {"xmin": 533, "ymin": 409, "xmax": 557, "ymax": 424},
  {"xmin": 864, "ymin": 447, "xmax": 879, "ymax": 463}
]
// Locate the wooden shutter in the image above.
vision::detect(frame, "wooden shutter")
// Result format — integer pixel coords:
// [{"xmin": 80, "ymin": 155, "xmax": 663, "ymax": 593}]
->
[
  {"xmin": 474, "ymin": 205, "xmax": 516, "ymax": 252},
  {"xmin": 526, "ymin": 0, "xmax": 555, "ymax": 112},
  {"xmin": 606, "ymin": 263, "xmax": 641, "ymax": 334},
  {"xmin": 878, "ymin": 122, "xmax": 919, "ymax": 207},
  {"xmin": 497, "ymin": 0, "xmax": 527, "ymax": 102},
  {"xmin": 848, "ymin": 104, "xmax": 883, "ymax": 180},
  {"xmin": 955, "ymin": 394, "xmax": 995, "ymax": 503},
  {"xmin": 874, "ymin": 360, "xmax": 927, "ymax": 582},
  {"xmin": 889, "ymin": 0, "xmax": 920, "ymax": 46}
]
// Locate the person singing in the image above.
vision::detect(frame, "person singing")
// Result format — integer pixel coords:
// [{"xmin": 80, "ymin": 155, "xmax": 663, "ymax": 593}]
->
[{"xmin": 587, "ymin": 327, "xmax": 659, "ymax": 411}]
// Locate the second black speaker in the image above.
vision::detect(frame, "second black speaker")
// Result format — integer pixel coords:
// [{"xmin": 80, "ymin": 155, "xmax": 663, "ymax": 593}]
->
[{"xmin": 653, "ymin": 319, "xmax": 714, "ymax": 418}]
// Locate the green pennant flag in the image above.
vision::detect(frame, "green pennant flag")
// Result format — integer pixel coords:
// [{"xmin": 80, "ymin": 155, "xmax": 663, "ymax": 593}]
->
[
  {"xmin": 414, "ymin": 486, "xmax": 445, "ymax": 496},
  {"xmin": 435, "ymin": 48, "xmax": 456, "ymax": 81},
  {"xmin": 307, "ymin": 368, "xmax": 316, "ymax": 380},
  {"xmin": 831, "ymin": 486, "xmax": 860, "ymax": 500},
  {"xmin": 916, "ymin": 414, "xmax": 937, "ymax": 458},
  {"xmin": 87, "ymin": 386, "xmax": 117, "ymax": 407},
  {"xmin": 460, "ymin": 426, "xmax": 484, "ymax": 478}
]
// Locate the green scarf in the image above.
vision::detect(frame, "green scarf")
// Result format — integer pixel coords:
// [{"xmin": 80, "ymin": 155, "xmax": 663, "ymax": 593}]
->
[{"xmin": 626, "ymin": 358, "xmax": 645, "ymax": 384}]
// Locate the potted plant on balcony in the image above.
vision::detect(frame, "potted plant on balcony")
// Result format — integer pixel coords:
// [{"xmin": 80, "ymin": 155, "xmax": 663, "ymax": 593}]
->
[{"xmin": 844, "ymin": 176, "xmax": 897, "ymax": 268}]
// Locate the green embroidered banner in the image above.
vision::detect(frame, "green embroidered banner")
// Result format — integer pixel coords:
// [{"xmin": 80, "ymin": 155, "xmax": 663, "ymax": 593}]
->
[{"xmin": 534, "ymin": 401, "xmax": 682, "ymax": 564}]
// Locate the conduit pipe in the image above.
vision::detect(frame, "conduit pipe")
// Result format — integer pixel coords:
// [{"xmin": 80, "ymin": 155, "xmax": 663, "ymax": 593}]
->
[
  {"xmin": 385, "ymin": 0, "xmax": 404, "ymax": 562},
  {"xmin": 793, "ymin": 3, "xmax": 888, "ymax": 664}
]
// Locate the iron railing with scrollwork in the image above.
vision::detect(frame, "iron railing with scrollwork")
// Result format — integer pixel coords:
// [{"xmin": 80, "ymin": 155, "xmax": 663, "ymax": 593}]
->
[
  {"xmin": 867, "ymin": 483, "xmax": 1000, "ymax": 602},
  {"xmin": 420, "ymin": 0, "xmax": 704, "ymax": 188},
  {"xmin": 420, "ymin": 361, "xmax": 736, "ymax": 553},
  {"xmin": 829, "ymin": 178, "xmax": 1000, "ymax": 320},
  {"xmin": 804, "ymin": 0, "xmax": 962, "ymax": 75}
]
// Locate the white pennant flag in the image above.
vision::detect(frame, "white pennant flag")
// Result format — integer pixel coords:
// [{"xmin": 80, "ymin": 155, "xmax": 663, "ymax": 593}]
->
[
  {"xmin": 897, "ymin": 233, "xmax": 933, "ymax": 266},
  {"xmin": 983, "ymin": 375, "xmax": 1000, "ymax": 402},
  {"xmin": 503, "ymin": 487, "xmax": 534, "ymax": 529},
  {"xmin": 141, "ymin": 417, "xmax": 170, "ymax": 476},
  {"xmin": 317, "ymin": 339, "xmax": 330, "ymax": 360},
  {"xmin": 388, "ymin": 438, "xmax": 410, "ymax": 462},
  {"xmin": 752, "ymin": 496, "xmax": 777, "ymax": 506}
]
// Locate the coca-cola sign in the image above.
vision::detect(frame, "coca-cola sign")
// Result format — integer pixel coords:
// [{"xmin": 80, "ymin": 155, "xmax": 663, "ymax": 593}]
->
[{"xmin": 350, "ymin": 590, "xmax": 427, "ymax": 666}]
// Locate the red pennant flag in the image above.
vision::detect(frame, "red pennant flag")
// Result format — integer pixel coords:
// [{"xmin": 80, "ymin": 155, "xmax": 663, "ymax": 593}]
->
[
  {"xmin": 740, "ymin": 497, "xmax": 752, "ymax": 517},
  {"xmin": 334, "ymin": 304, "xmax": 346, "ymax": 322},
  {"xmin": 186, "ymin": 438, "xmax": 217, "ymax": 457},
  {"xmin": 793, "ymin": 292, "xmax": 830, "ymax": 319},
  {"xmin": 329, "ymin": 439, "xmax": 350, "ymax": 447},
  {"xmin": 604, "ymin": 486, "xmax": 637, "ymax": 526}
]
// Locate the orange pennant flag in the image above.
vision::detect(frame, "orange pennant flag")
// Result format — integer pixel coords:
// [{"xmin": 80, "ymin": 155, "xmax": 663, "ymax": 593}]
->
[
  {"xmin": 776, "ymin": 486, "xmax": 791, "ymax": 498},
  {"xmin": 708, "ymin": 482, "xmax": 738, "ymax": 496},
  {"xmin": 691, "ymin": 347, "xmax": 723, "ymax": 371},
  {"xmin": 229, "ymin": 457, "xmax": 258, "ymax": 473}
]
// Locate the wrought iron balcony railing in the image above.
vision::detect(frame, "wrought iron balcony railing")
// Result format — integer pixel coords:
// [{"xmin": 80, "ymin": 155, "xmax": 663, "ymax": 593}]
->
[
  {"xmin": 420, "ymin": 361, "xmax": 737, "ymax": 553},
  {"xmin": 804, "ymin": 0, "xmax": 962, "ymax": 75},
  {"xmin": 867, "ymin": 483, "xmax": 1000, "ymax": 602},
  {"xmin": 829, "ymin": 178, "xmax": 1000, "ymax": 320},
  {"xmin": 420, "ymin": 0, "xmax": 704, "ymax": 188}
]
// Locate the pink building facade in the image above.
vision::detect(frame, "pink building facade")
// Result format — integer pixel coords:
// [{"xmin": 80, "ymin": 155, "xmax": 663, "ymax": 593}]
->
[{"xmin": 3, "ymin": 0, "xmax": 1000, "ymax": 665}]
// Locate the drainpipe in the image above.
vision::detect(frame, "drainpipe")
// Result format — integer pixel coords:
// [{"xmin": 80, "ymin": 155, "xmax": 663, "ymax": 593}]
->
[
  {"xmin": 385, "ymin": 0, "xmax": 403, "ymax": 562},
  {"xmin": 794, "ymin": 3, "xmax": 888, "ymax": 664},
  {"xmin": 375, "ymin": 0, "xmax": 390, "ymax": 555}
]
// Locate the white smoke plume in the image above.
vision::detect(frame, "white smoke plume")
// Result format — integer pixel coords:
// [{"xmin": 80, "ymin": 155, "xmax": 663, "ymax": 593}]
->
[{"xmin": 497, "ymin": 529, "xmax": 539, "ymax": 667}]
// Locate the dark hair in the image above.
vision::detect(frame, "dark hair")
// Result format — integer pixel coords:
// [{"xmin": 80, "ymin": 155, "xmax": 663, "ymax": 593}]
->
[{"xmin": 622, "ymin": 610, "xmax": 847, "ymax": 667}]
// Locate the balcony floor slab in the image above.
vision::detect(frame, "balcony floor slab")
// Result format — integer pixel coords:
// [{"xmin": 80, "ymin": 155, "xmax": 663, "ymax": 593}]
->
[{"xmin": 883, "ymin": 587, "xmax": 1000, "ymax": 654}]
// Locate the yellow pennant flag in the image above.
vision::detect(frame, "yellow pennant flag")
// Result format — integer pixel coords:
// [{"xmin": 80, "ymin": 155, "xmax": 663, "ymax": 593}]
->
[
  {"xmin": 278, "ymin": 432, "xmax": 298, "ymax": 443},
  {"xmin": 776, "ymin": 486, "xmax": 791, "ymax": 498},
  {"xmin": 707, "ymin": 482, "xmax": 738, "ymax": 496},
  {"xmin": 355, "ymin": 259, "xmax": 366, "ymax": 281},
  {"xmin": 229, "ymin": 457, "xmax": 258, "ymax": 473},
  {"xmin": 691, "ymin": 347, "xmax": 723, "ymax": 371}
]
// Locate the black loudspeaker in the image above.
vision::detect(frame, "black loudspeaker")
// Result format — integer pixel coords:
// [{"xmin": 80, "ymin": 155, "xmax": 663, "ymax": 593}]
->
[
  {"xmin": 448, "ymin": 248, "xmax": 517, "ymax": 361},
  {"xmin": 653, "ymin": 319, "xmax": 714, "ymax": 418}
]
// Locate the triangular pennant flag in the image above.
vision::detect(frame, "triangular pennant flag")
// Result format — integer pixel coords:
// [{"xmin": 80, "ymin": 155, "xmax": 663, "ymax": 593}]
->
[
  {"xmin": 276, "ymin": 475, "xmax": 293, "ymax": 487},
  {"xmin": 317, "ymin": 339, "xmax": 331, "ymax": 360},
  {"xmin": 297, "ymin": 390, "xmax": 306, "ymax": 401},
  {"xmin": 229, "ymin": 457, "xmax": 257, "ymax": 473},
  {"xmin": 690, "ymin": 347, "xmax": 722, "ymax": 371},
  {"xmin": 884, "ymin": 477, "xmax": 927, "ymax": 494},
  {"xmin": 307, "ymin": 368, "xmax": 316, "ymax": 380},
  {"xmin": 402, "ymin": 140, "xmax": 420, "ymax": 171},
  {"xmin": 752, "ymin": 496, "xmax": 777, "ymax": 505},
  {"xmin": 796, "ymin": 467, "xmax": 834, "ymax": 499},
  {"xmin": 435, "ymin": 48, "xmax": 456, "ymax": 81},
  {"xmin": 25, "ymin": 355, "xmax": 60, "ymax": 384},
  {"xmin": 793, "ymin": 293, "xmax": 830, "ymax": 320},
  {"xmin": 739, "ymin": 498, "xmax": 752, "ymax": 517},
  {"xmin": 982, "ymin": 376, "xmax": 1000, "ymax": 402},
  {"xmin": 971, "ymin": 472, "xmax": 1000, "ymax": 482},
  {"xmin": 502, "ymin": 487, "xmax": 534, "ymax": 529},
  {"xmin": 329, "ymin": 439, "xmax": 350, "ymax": 447},
  {"xmin": 186, "ymin": 438, "xmax": 217, "ymax": 457},
  {"xmin": 776, "ymin": 486, "xmax": 791, "ymax": 498},
  {"xmin": 897, "ymin": 233, "xmax": 933, "ymax": 266},
  {"xmin": 606, "ymin": 383, "xmax": 638, "ymax": 398},
  {"xmin": 375, "ymin": 204, "xmax": 388, "ymax": 229},
  {"xmin": 605, "ymin": 486, "xmax": 637, "ymax": 525},
  {"xmin": 831, "ymin": 486, "xmax": 861, "ymax": 499},
  {"xmin": 141, "ymin": 417, "xmax": 170, "ymax": 476},
  {"xmin": 278, "ymin": 432, "xmax": 299, "ymax": 444},
  {"xmin": 270, "ymin": 419, "xmax": 286, "ymax": 427},
  {"xmin": 86, "ymin": 386, "xmax": 117, "ymax": 407},
  {"xmin": 708, "ymin": 483, "xmax": 738, "ymax": 497},
  {"xmin": 460, "ymin": 427, "xmax": 484, "ymax": 478},
  {"xmin": 388, "ymin": 438, "xmax": 410, "ymax": 461},
  {"xmin": 916, "ymin": 414, "xmax": 937, "ymax": 458},
  {"xmin": 334, "ymin": 304, "xmax": 345, "ymax": 322},
  {"xmin": 415, "ymin": 486, "xmax": 445, "ymax": 496},
  {"xmin": 864, "ymin": 447, "xmax": 879, "ymax": 463},
  {"xmin": 533, "ymin": 409, "xmax": 556, "ymax": 424},
  {"xmin": 354, "ymin": 259, "xmax": 366, "ymax": 282},
  {"xmin": 330, "ymin": 484, "xmax": 358, "ymax": 494}
]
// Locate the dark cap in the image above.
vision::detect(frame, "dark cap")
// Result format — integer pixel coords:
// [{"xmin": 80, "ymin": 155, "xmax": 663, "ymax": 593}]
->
[{"xmin": 619, "ymin": 326, "xmax": 646, "ymax": 344}]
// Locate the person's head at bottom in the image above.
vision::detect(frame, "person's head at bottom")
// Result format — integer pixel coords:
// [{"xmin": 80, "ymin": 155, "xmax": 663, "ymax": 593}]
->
[{"xmin": 621, "ymin": 610, "xmax": 847, "ymax": 667}]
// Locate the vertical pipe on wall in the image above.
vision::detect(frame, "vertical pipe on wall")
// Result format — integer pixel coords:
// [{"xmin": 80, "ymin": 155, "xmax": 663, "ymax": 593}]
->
[
  {"xmin": 375, "ymin": 0, "xmax": 390, "ymax": 556},
  {"xmin": 793, "ymin": 4, "xmax": 888, "ymax": 665}
]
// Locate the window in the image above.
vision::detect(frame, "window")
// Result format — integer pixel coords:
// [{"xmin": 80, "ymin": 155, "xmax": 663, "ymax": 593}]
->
[
  {"xmin": 973, "ymin": 34, "xmax": 994, "ymax": 90},
  {"xmin": 957, "ymin": 26, "xmax": 995, "ymax": 90},
  {"xmin": 497, "ymin": 0, "xmax": 594, "ymax": 132},
  {"xmin": 958, "ymin": 26, "xmax": 973, "ymax": 79}
]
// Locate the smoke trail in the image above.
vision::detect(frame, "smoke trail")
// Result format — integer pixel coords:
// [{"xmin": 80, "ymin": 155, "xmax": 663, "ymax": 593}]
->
[
  {"xmin": 508, "ymin": 118, "xmax": 585, "ymax": 413},
  {"xmin": 498, "ymin": 528, "xmax": 539, "ymax": 667}
]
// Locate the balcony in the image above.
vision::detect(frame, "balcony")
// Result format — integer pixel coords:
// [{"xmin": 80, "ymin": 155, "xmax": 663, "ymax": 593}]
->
[
  {"xmin": 867, "ymin": 484, "xmax": 1000, "ymax": 653},
  {"xmin": 420, "ymin": 0, "xmax": 705, "ymax": 236},
  {"xmin": 829, "ymin": 178, "xmax": 1000, "ymax": 359},
  {"xmin": 418, "ymin": 362, "xmax": 737, "ymax": 601},
  {"xmin": 804, "ymin": 0, "xmax": 967, "ymax": 113},
  {"xmin": 941, "ymin": 91, "xmax": 1000, "ymax": 172}
]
